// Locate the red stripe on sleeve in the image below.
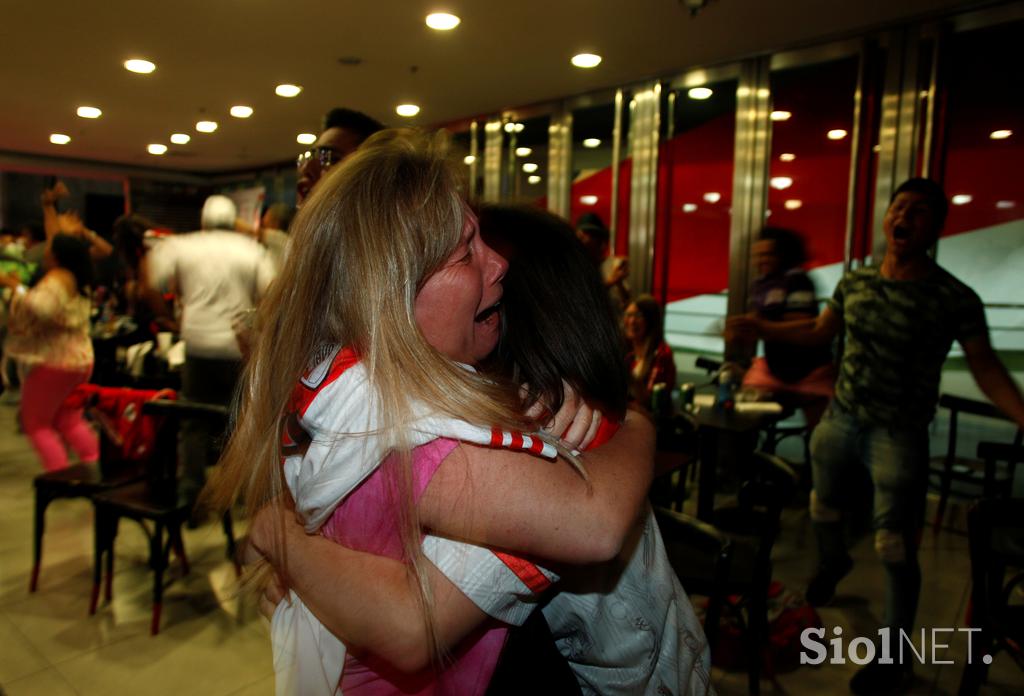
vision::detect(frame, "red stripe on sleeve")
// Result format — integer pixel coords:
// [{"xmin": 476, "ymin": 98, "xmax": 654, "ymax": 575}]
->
[
  {"xmin": 528, "ymin": 436, "xmax": 546, "ymax": 455},
  {"xmin": 490, "ymin": 427, "xmax": 504, "ymax": 448},
  {"xmin": 492, "ymin": 552, "xmax": 552, "ymax": 594},
  {"xmin": 509, "ymin": 431, "xmax": 524, "ymax": 450}
]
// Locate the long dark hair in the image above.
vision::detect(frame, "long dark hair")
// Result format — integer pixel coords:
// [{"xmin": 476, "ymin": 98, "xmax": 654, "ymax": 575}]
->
[
  {"xmin": 50, "ymin": 234, "xmax": 93, "ymax": 295},
  {"xmin": 629, "ymin": 294, "xmax": 666, "ymax": 382},
  {"xmin": 479, "ymin": 204, "xmax": 628, "ymax": 420}
]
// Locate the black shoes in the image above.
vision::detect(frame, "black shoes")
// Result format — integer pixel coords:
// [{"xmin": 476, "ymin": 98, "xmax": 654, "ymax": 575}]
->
[
  {"xmin": 849, "ymin": 659, "xmax": 914, "ymax": 695},
  {"xmin": 806, "ymin": 555, "xmax": 854, "ymax": 607}
]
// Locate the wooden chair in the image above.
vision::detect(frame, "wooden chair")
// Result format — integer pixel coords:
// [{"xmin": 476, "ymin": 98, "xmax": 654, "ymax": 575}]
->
[
  {"xmin": 959, "ymin": 497, "xmax": 1024, "ymax": 695},
  {"xmin": 930, "ymin": 394, "xmax": 1022, "ymax": 533},
  {"xmin": 88, "ymin": 399, "xmax": 239, "ymax": 635},
  {"xmin": 29, "ymin": 386, "xmax": 174, "ymax": 592}
]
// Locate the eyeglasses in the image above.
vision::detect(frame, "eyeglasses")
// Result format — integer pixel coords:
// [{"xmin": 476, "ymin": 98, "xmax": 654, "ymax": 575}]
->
[{"xmin": 296, "ymin": 146, "xmax": 339, "ymax": 171}]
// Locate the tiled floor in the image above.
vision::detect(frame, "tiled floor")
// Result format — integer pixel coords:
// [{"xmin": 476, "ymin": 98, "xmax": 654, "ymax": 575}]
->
[{"xmin": 1, "ymin": 398, "xmax": 1021, "ymax": 695}]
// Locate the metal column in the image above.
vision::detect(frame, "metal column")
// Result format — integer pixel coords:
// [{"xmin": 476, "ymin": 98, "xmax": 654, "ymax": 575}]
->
[
  {"xmin": 626, "ymin": 82, "xmax": 661, "ymax": 296},
  {"xmin": 483, "ymin": 118, "xmax": 504, "ymax": 203},
  {"xmin": 547, "ymin": 109, "xmax": 572, "ymax": 218}
]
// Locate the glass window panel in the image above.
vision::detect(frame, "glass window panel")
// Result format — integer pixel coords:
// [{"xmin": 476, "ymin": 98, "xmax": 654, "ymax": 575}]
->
[
  {"xmin": 653, "ymin": 77, "xmax": 737, "ymax": 356},
  {"xmin": 767, "ymin": 56, "xmax": 859, "ymax": 299},
  {"xmin": 937, "ymin": 19, "xmax": 1024, "ymax": 353},
  {"xmin": 504, "ymin": 115, "xmax": 549, "ymax": 205}
]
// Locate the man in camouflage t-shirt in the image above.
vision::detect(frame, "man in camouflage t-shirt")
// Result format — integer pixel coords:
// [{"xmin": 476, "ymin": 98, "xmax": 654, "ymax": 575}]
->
[{"xmin": 728, "ymin": 178, "xmax": 1024, "ymax": 695}]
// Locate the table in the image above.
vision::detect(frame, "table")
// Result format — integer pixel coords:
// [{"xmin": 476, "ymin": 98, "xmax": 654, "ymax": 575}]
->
[{"xmin": 688, "ymin": 396, "xmax": 790, "ymax": 522}]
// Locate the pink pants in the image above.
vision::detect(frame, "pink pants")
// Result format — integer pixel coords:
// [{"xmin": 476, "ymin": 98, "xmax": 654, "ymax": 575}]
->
[{"xmin": 21, "ymin": 364, "xmax": 98, "ymax": 472}]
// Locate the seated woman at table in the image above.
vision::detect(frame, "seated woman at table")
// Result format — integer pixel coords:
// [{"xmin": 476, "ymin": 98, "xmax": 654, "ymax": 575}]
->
[
  {"xmin": 624, "ymin": 294, "xmax": 677, "ymax": 407},
  {"xmin": 0, "ymin": 234, "xmax": 98, "ymax": 471},
  {"xmin": 209, "ymin": 130, "xmax": 661, "ymax": 694},
  {"xmin": 739, "ymin": 227, "xmax": 834, "ymax": 426}
]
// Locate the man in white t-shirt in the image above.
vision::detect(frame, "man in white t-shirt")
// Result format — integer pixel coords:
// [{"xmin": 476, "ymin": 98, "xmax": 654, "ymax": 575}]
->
[{"xmin": 146, "ymin": 195, "xmax": 276, "ymax": 513}]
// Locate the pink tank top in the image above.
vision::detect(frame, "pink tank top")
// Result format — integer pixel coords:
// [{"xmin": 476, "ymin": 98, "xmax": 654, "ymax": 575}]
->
[{"xmin": 320, "ymin": 438, "xmax": 508, "ymax": 695}]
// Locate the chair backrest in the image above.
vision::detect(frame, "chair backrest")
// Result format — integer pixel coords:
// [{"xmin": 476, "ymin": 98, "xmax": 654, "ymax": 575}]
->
[
  {"xmin": 967, "ymin": 498, "xmax": 1024, "ymax": 636},
  {"xmin": 938, "ymin": 393, "xmax": 1018, "ymax": 464},
  {"xmin": 140, "ymin": 399, "xmax": 230, "ymax": 501}
]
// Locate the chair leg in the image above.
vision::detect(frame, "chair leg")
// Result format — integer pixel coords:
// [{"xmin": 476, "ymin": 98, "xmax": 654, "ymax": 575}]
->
[
  {"xmin": 104, "ymin": 517, "xmax": 118, "ymax": 603},
  {"xmin": 150, "ymin": 521, "xmax": 166, "ymax": 636},
  {"xmin": 30, "ymin": 490, "xmax": 52, "ymax": 592},
  {"xmin": 91, "ymin": 508, "xmax": 109, "ymax": 615},
  {"xmin": 222, "ymin": 511, "xmax": 242, "ymax": 577},
  {"xmin": 169, "ymin": 524, "xmax": 190, "ymax": 576}
]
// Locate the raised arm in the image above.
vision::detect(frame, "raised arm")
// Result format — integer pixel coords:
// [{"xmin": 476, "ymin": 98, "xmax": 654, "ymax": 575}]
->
[
  {"xmin": 962, "ymin": 335, "xmax": 1024, "ymax": 428},
  {"xmin": 248, "ymin": 503, "xmax": 488, "ymax": 673},
  {"xmin": 728, "ymin": 305, "xmax": 840, "ymax": 348},
  {"xmin": 419, "ymin": 409, "xmax": 655, "ymax": 564}
]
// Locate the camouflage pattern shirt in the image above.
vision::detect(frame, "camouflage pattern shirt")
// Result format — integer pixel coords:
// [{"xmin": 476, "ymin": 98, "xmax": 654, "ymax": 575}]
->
[{"xmin": 830, "ymin": 265, "xmax": 987, "ymax": 430}]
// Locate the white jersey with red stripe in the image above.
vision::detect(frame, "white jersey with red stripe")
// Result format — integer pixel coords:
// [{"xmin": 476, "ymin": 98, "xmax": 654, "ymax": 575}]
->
[{"xmin": 274, "ymin": 344, "xmax": 560, "ymax": 695}]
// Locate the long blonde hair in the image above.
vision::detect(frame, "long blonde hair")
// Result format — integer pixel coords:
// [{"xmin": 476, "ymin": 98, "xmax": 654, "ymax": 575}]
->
[{"xmin": 206, "ymin": 129, "xmax": 529, "ymax": 660}]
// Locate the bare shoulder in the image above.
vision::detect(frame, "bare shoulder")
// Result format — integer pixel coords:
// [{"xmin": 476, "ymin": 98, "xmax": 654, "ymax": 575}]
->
[{"xmin": 44, "ymin": 267, "xmax": 78, "ymax": 295}]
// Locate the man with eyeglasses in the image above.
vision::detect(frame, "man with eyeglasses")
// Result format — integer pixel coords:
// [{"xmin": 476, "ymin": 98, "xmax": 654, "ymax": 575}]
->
[{"xmin": 296, "ymin": 108, "xmax": 385, "ymax": 205}]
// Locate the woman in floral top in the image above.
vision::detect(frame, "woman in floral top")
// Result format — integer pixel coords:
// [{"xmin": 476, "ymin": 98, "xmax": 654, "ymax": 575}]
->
[{"xmin": 1, "ymin": 234, "xmax": 97, "ymax": 471}]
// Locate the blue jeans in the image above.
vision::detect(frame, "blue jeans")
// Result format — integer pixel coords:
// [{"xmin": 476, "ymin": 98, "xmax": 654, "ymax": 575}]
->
[{"xmin": 809, "ymin": 400, "xmax": 929, "ymax": 631}]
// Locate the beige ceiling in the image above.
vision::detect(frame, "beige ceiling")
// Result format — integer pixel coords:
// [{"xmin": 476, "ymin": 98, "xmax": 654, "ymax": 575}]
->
[{"xmin": 0, "ymin": 0, "xmax": 978, "ymax": 173}]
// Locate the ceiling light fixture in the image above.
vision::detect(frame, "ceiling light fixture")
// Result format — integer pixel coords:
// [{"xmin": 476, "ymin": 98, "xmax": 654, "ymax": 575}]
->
[
  {"xmin": 827, "ymin": 129, "xmax": 848, "ymax": 140},
  {"xmin": 425, "ymin": 12, "xmax": 460, "ymax": 30},
  {"xmin": 528, "ymin": 175, "xmax": 542, "ymax": 184},
  {"xmin": 990, "ymin": 129, "xmax": 1012, "ymax": 140},
  {"xmin": 296, "ymin": 133, "xmax": 316, "ymax": 145},
  {"xmin": 995, "ymin": 200, "xmax": 1016, "ymax": 209},
  {"xmin": 196, "ymin": 120, "xmax": 218, "ymax": 133},
  {"xmin": 49, "ymin": 133, "xmax": 71, "ymax": 145},
  {"xmin": 769, "ymin": 176, "xmax": 793, "ymax": 190},
  {"xmin": 170, "ymin": 133, "xmax": 191, "ymax": 145},
  {"xmin": 77, "ymin": 106, "xmax": 102, "ymax": 119},
  {"xmin": 582, "ymin": 138, "xmax": 602, "ymax": 148},
  {"xmin": 682, "ymin": 203, "xmax": 698, "ymax": 213},
  {"xmin": 784, "ymin": 199, "xmax": 803, "ymax": 210},
  {"xmin": 147, "ymin": 144, "xmax": 168, "ymax": 155},
  {"xmin": 515, "ymin": 147, "xmax": 532, "ymax": 157},
  {"xmin": 579, "ymin": 195, "xmax": 599, "ymax": 205},
  {"xmin": 522, "ymin": 162, "xmax": 539, "ymax": 173},
  {"xmin": 395, "ymin": 104, "xmax": 420, "ymax": 117},
  {"xmin": 779, "ymin": 153, "xmax": 796, "ymax": 162},
  {"xmin": 703, "ymin": 192, "xmax": 721, "ymax": 203},
  {"xmin": 951, "ymin": 194, "xmax": 972, "ymax": 206},
  {"xmin": 275, "ymin": 84, "xmax": 302, "ymax": 98},
  {"xmin": 463, "ymin": 155, "xmax": 475, "ymax": 165},
  {"xmin": 687, "ymin": 87, "xmax": 713, "ymax": 100},
  {"xmin": 124, "ymin": 59, "xmax": 156, "ymax": 74},
  {"xmin": 571, "ymin": 53, "xmax": 602, "ymax": 69},
  {"xmin": 230, "ymin": 105, "xmax": 253, "ymax": 118},
  {"xmin": 770, "ymin": 110, "xmax": 792, "ymax": 121}
]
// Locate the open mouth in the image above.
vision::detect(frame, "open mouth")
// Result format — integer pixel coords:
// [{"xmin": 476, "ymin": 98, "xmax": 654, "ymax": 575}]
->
[
  {"xmin": 474, "ymin": 301, "xmax": 502, "ymax": 323},
  {"xmin": 893, "ymin": 226, "xmax": 910, "ymax": 241}
]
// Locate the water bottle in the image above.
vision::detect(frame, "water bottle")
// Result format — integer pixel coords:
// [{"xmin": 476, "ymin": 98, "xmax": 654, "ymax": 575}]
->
[{"xmin": 714, "ymin": 366, "xmax": 737, "ymax": 413}]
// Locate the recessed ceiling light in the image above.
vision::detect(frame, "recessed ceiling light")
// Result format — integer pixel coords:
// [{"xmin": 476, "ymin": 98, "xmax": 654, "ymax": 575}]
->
[
  {"xmin": 682, "ymin": 203, "xmax": 698, "ymax": 213},
  {"xmin": 951, "ymin": 194, "xmax": 972, "ymax": 206},
  {"xmin": 230, "ymin": 105, "xmax": 253, "ymax": 118},
  {"xmin": 463, "ymin": 155, "xmax": 476, "ymax": 165},
  {"xmin": 396, "ymin": 104, "xmax": 420, "ymax": 117},
  {"xmin": 827, "ymin": 129, "xmax": 848, "ymax": 140},
  {"xmin": 522, "ymin": 163, "xmax": 539, "ymax": 173},
  {"xmin": 170, "ymin": 133, "xmax": 191, "ymax": 145},
  {"xmin": 275, "ymin": 84, "xmax": 302, "ymax": 98},
  {"xmin": 995, "ymin": 200, "xmax": 1016, "ymax": 209},
  {"xmin": 784, "ymin": 199, "xmax": 803, "ymax": 210},
  {"xmin": 779, "ymin": 153, "xmax": 796, "ymax": 162},
  {"xmin": 77, "ymin": 106, "xmax": 102, "ymax": 119},
  {"xmin": 688, "ymin": 87, "xmax": 713, "ymax": 100},
  {"xmin": 579, "ymin": 195, "xmax": 599, "ymax": 205},
  {"xmin": 990, "ymin": 129, "xmax": 1012, "ymax": 140},
  {"xmin": 528, "ymin": 175, "xmax": 542, "ymax": 184},
  {"xmin": 147, "ymin": 144, "xmax": 167, "ymax": 155},
  {"xmin": 49, "ymin": 133, "xmax": 71, "ymax": 145},
  {"xmin": 703, "ymin": 192, "xmax": 722, "ymax": 203},
  {"xmin": 196, "ymin": 120, "xmax": 218, "ymax": 133},
  {"xmin": 124, "ymin": 59, "xmax": 156, "ymax": 74},
  {"xmin": 582, "ymin": 138, "xmax": 602, "ymax": 148},
  {"xmin": 872, "ymin": 144, "xmax": 882, "ymax": 152},
  {"xmin": 425, "ymin": 12, "xmax": 460, "ymax": 30},
  {"xmin": 515, "ymin": 147, "xmax": 532, "ymax": 157},
  {"xmin": 769, "ymin": 176, "xmax": 793, "ymax": 190},
  {"xmin": 770, "ymin": 110, "xmax": 792, "ymax": 121},
  {"xmin": 571, "ymin": 53, "xmax": 602, "ymax": 69},
  {"xmin": 296, "ymin": 133, "xmax": 316, "ymax": 145}
]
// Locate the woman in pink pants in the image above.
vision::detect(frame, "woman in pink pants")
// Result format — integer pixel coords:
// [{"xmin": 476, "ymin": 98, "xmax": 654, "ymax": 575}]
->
[{"xmin": 1, "ymin": 234, "xmax": 98, "ymax": 471}]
